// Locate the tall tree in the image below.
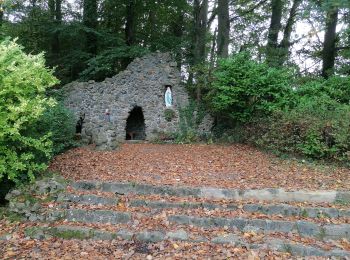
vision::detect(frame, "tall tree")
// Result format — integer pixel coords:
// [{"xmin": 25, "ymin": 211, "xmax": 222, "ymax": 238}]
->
[
  {"xmin": 125, "ymin": 0, "xmax": 136, "ymax": 46},
  {"xmin": 48, "ymin": 0, "xmax": 62, "ymax": 55},
  {"xmin": 83, "ymin": 0, "xmax": 98, "ymax": 54},
  {"xmin": 192, "ymin": 0, "xmax": 208, "ymax": 65},
  {"xmin": 277, "ymin": 0, "xmax": 302, "ymax": 65},
  {"xmin": 191, "ymin": 0, "xmax": 209, "ymax": 101},
  {"xmin": 322, "ymin": 5, "xmax": 339, "ymax": 78},
  {"xmin": 266, "ymin": 0, "xmax": 283, "ymax": 66},
  {"xmin": 170, "ymin": 2, "xmax": 186, "ymax": 68},
  {"xmin": 217, "ymin": 0, "xmax": 230, "ymax": 58},
  {"xmin": 0, "ymin": 3, "xmax": 3, "ymax": 28}
]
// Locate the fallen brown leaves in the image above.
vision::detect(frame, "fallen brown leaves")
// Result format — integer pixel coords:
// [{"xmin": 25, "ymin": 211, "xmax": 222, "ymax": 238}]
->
[{"xmin": 50, "ymin": 143, "xmax": 350, "ymax": 191}]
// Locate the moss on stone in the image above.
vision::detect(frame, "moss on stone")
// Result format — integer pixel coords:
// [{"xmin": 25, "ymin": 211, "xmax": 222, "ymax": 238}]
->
[
  {"xmin": 53, "ymin": 229, "xmax": 92, "ymax": 240},
  {"xmin": 301, "ymin": 209, "xmax": 308, "ymax": 218},
  {"xmin": 317, "ymin": 227, "xmax": 326, "ymax": 240}
]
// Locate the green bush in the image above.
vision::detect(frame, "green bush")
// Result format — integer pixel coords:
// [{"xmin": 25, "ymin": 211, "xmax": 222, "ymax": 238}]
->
[
  {"xmin": 175, "ymin": 101, "xmax": 207, "ymax": 143},
  {"xmin": 296, "ymin": 76, "xmax": 350, "ymax": 104},
  {"xmin": 164, "ymin": 108, "xmax": 176, "ymax": 122},
  {"xmin": 207, "ymin": 52, "xmax": 293, "ymax": 123},
  {"xmin": 251, "ymin": 95, "xmax": 350, "ymax": 163},
  {"xmin": 0, "ymin": 39, "xmax": 58, "ymax": 183},
  {"xmin": 27, "ymin": 103, "xmax": 77, "ymax": 156}
]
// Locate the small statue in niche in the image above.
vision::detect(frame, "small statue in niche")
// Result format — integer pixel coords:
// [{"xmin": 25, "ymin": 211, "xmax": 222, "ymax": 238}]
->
[{"xmin": 165, "ymin": 86, "xmax": 172, "ymax": 107}]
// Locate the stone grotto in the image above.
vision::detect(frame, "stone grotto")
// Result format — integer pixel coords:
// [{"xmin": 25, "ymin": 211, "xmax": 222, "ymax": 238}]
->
[{"xmin": 61, "ymin": 52, "xmax": 211, "ymax": 150}]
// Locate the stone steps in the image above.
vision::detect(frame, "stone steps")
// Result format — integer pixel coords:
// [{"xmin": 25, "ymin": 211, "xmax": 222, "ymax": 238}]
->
[
  {"xmin": 72, "ymin": 180, "xmax": 350, "ymax": 203},
  {"xmin": 8, "ymin": 178, "xmax": 350, "ymax": 257},
  {"xmin": 24, "ymin": 225, "xmax": 350, "ymax": 258},
  {"xmin": 42, "ymin": 205, "xmax": 350, "ymax": 241},
  {"xmin": 58, "ymin": 193, "xmax": 350, "ymax": 219}
]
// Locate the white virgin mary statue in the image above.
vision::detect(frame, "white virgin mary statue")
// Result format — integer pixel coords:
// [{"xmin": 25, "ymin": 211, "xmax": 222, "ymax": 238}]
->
[{"xmin": 165, "ymin": 87, "xmax": 172, "ymax": 107}]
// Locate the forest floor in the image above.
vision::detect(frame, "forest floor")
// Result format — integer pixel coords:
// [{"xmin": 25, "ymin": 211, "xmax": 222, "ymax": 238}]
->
[
  {"xmin": 1, "ymin": 143, "xmax": 350, "ymax": 259},
  {"xmin": 50, "ymin": 143, "xmax": 350, "ymax": 191}
]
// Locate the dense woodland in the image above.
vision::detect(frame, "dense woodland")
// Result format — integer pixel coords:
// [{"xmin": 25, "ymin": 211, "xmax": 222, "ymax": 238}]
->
[{"xmin": 0, "ymin": 0, "xmax": 350, "ymax": 187}]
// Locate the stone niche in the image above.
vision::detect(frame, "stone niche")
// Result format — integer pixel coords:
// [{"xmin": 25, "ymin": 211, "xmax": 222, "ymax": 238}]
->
[{"xmin": 62, "ymin": 52, "xmax": 190, "ymax": 150}]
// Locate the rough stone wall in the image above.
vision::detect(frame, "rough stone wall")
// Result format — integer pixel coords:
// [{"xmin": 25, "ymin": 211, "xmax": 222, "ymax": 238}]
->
[{"xmin": 62, "ymin": 52, "xmax": 189, "ymax": 149}]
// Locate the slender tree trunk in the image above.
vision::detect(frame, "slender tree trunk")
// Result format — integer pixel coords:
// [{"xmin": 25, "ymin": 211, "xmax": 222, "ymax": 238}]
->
[
  {"xmin": 48, "ymin": 0, "xmax": 62, "ymax": 55},
  {"xmin": 193, "ymin": 0, "xmax": 208, "ymax": 65},
  {"xmin": 0, "ymin": 2, "xmax": 4, "ymax": 28},
  {"xmin": 210, "ymin": 27, "xmax": 218, "ymax": 69},
  {"xmin": 125, "ymin": 0, "xmax": 136, "ymax": 46},
  {"xmin": 192, "ymin": 0, "xmax": 208, "ymax": 101},
  {"xmin": 171, "ymin": 4, "xmax": 185, "ymax": 70},
  {"xmin": 48, "ymin": 0, "xmax": 55, "ymax": 19},
  {"xmin": 266, "ymin": 0, "xmax": 283, "ymax": 66},
  {"xmin": 322, "ymin": 6, "xmax": 339, "ymax": 78},
  {"xmin": 217, "ymin": 0, "xmax": 230, "ymax": 58},
  {"xmin": 148, "ymin": 0, "xmax": 156, "ymax": 47},
  {"xmin": 83, "ymin": 0, "xmax": 98, "ymax": 54},
  {"xmin": 277, "ymin": 0, "xmax": 301, "ymax": 65}
]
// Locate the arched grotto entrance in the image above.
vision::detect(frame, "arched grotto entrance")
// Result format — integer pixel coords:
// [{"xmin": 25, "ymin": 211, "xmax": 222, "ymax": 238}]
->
[{"xmin": 125, "ymin": 106, "xmax": 146, "ymax": 140}]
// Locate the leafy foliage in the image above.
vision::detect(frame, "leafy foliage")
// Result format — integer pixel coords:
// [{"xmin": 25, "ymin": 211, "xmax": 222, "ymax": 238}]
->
[
  {"xmin": 253, "ymin": 95, "xmax": 350, "ymax": 163},
  {"xmin": 207, "ymin": 52, "xmax": 293, "ymax": 123},
  {"xmin": 28, "ymin": 103, "xmax": 77, "ymax": 156},
  {"xmin": 176, "ymin": 101, "xmax": 208, "ymax": 143},
  {"xmin": 79, "ymin": 46, "xmax": 150, "ymax": 81},
  {"xmin": 0, "ymin": 39, "xmax": 58, "ymax": 183},
  {"xmin": 296, "ymin": 76, "xmax": 350, "ymax": 104},
  {"xmin": 164, "ymin": 108, "xmax": 176, "ymax": 122}
]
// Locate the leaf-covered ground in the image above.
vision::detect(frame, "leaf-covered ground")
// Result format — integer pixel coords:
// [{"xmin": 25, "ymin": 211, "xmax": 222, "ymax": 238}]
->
[
  {"xmin": 2, "ymin": 143, "xmax": 350, "ymax": 259},
  {"xmin": 50, "ymin": 143, "xmax": 350, "ymax": 191}
]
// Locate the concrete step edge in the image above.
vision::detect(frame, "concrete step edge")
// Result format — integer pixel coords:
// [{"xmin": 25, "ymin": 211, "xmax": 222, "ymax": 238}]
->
[
  {"xmin": 71, "ymin": 181, "xmax": 350, "ymax": 204},
  {"xmin": 23, "ymin": 225, "xmax": 350, "ymax": 258}
]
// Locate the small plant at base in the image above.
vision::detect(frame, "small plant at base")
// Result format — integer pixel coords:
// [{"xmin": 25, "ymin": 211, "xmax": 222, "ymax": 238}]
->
[{"xmin": 164, "ymin": 108, "xmax": 176, "ymax": 122}]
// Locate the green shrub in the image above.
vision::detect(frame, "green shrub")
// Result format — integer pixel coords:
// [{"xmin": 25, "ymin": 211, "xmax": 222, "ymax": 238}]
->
[
  {"xmin": 164, "ymin": 108, "xmax": 176, "ymax": 122},
  {"xmin": 207, "ymin": 52, "xmax": 293, "ymax": 123},
  {"xmin": 251, "ymin": 95, "xmax": 350, "ymax": 163},
  {"xmin": 296, "ymin": 76, "xmax": 350, "ymax": 104},
  {"xmin": 0, "ymin": 39, "xmax": 58, "ymax": 183},
  {"xmin": 175, "ymin": 101, "xmax": 208, "ymax": 143},
  {"xmin": 27, "ymin": 103, "xmax": 77, "ymax": 156}
]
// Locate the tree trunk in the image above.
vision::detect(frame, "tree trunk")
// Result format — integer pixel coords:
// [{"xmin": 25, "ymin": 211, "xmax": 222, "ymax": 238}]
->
[
  {"xmin": 217, "ymin": 0, "xmax": 230, "ymax": 58},
  {"xmin": 171, "ymin": 3, "xmax": 185, "ymax": 70},
  {"xmin": 210, "ymin": 27, "xmax": 218, "ymax": 69},
  {"xmin": 83, "ymin": 0, "xmax": 98, "ymax": 54},
  {"xmin": 192, "ymin": 0, "xmax": 208, "ymax": 101},
  {"xmin": 49, "ymin": 0, "xmax": 62, "ymax": 55},
  {"xmin": 0, "ymin": 3, "xmax": 4, "ymax": 28},
  {"xmin": 277, "ymin": 0, "xmax": 301, "ymax": 65},
  {"xmin": 322, "ymin": 6, "xmax": 339, "ymax": 78},
  {"xmin": 148, "ymin": 0, "xmax": 156, "ymax": 47},
  {"xmin": 266, "ymin": 0, "xmax": 283, "ymax": 66},
  {"xmin": 192, "ymin": 0, "xmax": 208, "ymax": 66},
  {"xmin": 125, "ymin": 0, "xmax": 136, "ymax": 46}
]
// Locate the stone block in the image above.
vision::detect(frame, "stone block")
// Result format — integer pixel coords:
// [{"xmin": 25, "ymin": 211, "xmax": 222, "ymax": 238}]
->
[
  {"xmin": 324, "ymin": 224, "xmax": 350, "ymax": 240},
  {"xmin": 116, "ymin": 229, "xmax": 134, "ymax": 240},
  {"xmin": 166, "ymin": 229, "xmax": 188, "ymax": 241},
  {"xmin": 211, "ymin": 234, "xmax": 240, "ymax": 244},
  {"xmin": 136, "ymin": 231, "xmax": 165, "ymax": 243},
  {"xmin": 72, "ymin": 181, "xmax": 100, "ymax": 191},
  {"xmin": 295, "ymin": 221, "xmax": 320, "ymax": 237},
  {"xmin": 66, "ymin": 209, "xmax": 131, "ymax": 224}
]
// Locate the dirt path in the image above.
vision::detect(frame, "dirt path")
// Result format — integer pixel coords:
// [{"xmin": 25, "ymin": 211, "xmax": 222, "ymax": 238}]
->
[{"xmin": 49, "ymin": 143, "xmax": 350, "ymax": 191}]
